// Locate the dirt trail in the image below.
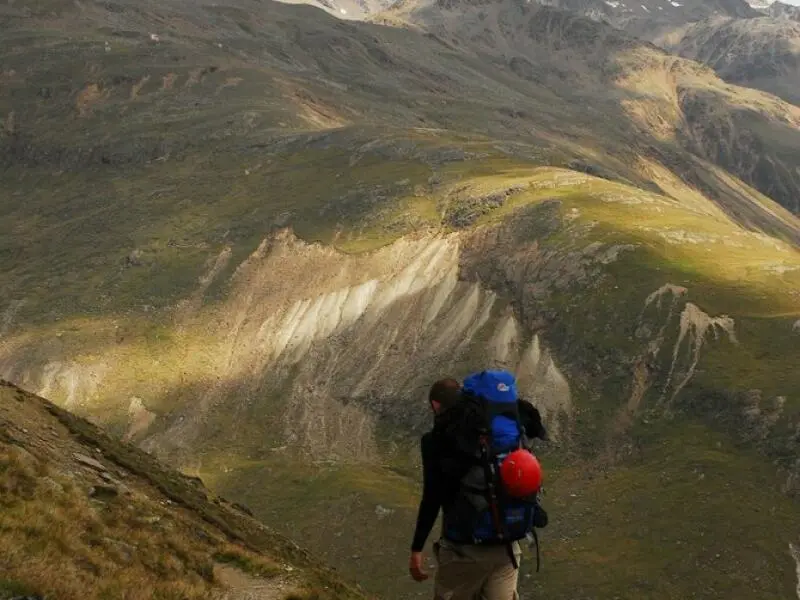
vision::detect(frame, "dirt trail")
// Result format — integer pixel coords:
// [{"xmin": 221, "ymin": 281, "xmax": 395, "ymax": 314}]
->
[{"xmin": 214, "ymin": 563, "xmax": 302, "ymax": 600}]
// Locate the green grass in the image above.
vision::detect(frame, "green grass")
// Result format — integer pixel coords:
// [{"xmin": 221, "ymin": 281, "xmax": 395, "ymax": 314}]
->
[
  {"xmin": 200, "ymin": 412, "xmax": 800, "ymax": 600},
  {"xmin": 1, "ymin": 137, "xmax": 497, "ymax": 323},
  {"xmin": 693, "ymin": 315, "xmax": 800, "ymax": 396},
  {"xmin": 4, "ymin": 155, "xmax": 797, "ymax": 448},
  {"xmin": 0, "ymin": 580, "xmax": 37, "ymax": 599},
  {"xmin": 3, "ymin": 123, "xmax": 799, "ymax": 600},
  {"xmin": 195, "ymin": 447, "xmax": 424, "ymax": 595},
  {"xmin": 5, "ymin": 154, "xmax": 797, "ymax": 467},
  {"xmin": 513, "ymin": 184, "xmax": 800, "ymax": 456},
  {"xmin": 527, "ymin": 417, "xmax": 800, "ymax": 600},
  {"xmin": 3, "ymin": 119, "xmax": 795, "ymax": 326}
]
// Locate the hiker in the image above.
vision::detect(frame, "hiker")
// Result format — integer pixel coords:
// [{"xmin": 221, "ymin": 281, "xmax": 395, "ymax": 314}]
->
[{"xmin": 409, "ymin": 372, "xmax": 548, "ymax": 599}]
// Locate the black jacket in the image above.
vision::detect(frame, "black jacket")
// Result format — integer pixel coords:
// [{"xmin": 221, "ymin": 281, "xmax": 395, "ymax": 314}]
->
[{"xmin": 410, "ymin": 400, "xmax": 547, "ymax": 552}]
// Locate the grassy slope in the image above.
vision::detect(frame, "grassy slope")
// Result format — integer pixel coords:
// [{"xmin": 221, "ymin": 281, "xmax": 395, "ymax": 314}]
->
[
  {"xmin": 2, "ymin": 153, "xmax": 799, "ymax": 599},
  {"xmin": 0, "ymin": 134, "xmax": 545, "ymax": 325},
  {"xmin": 0, "ymin": 380, "xmax": 368, "ymax": 600},
  {"xmin": 160, "ymin": 167, "xmax": 799, "ymax": 599},
  {"xmin": 203, "ymin": 418, "xmax": 800, "ymax": 600},
  {"xmin": 1, "ymin": 2, "xmax": 799, "ymax": 598},
  {"xmin": 489, "ymin": 176, "xmax": 800, "ymax": 598},
  {"xmin": 538, "ymin": 418, "xmax": 800, "ymax": 600}
]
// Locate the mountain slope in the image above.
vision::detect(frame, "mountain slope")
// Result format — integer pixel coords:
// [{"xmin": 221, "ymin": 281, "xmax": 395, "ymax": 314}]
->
[
  {"xmin": 376, "ymin": 0, "xmax": 800, "ymax": 215},
  {"xmin": 3, "ymin": 147, "xmax": 800, "ymax": 598},
  {"xmin": 501, "ymin": 0, "xmax": 760, "ymax": 38},
  {"xmin": 1, "ymin": 0, "xmax": 800, "ymax": 598},
  {"xmin": 649, "ymin": 15, "xmax": 800, "ymax": 106},
  {"xmin": 2, "ymin": 0, "xmax": 800, "ymax": 223},
  {"xmin": 0, "ymin": 379, "xmax": 368, "ymax": 600},
  {"xmin": 767, "ymin": 1, "xmax": 800, "ymax": 20}
]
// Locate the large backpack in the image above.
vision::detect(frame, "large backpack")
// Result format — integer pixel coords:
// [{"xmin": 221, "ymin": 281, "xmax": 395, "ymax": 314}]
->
[{"xmin": 433, "ymin": 370, "xmax": 548, "ymax": 569}]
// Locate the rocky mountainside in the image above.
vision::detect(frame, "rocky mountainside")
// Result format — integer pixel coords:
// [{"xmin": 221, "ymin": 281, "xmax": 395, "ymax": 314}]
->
[
  {"xmin": 421, "ymin": 0, "xmax": 800, "ymax": 114},
  {"xmin": 766, "ymin": 0, "xmax": 800, "ymax": 20},
  {"xmin": 1, "ymin": 0, "xmax": 800, "ymax": 598},
  {"xmin": 377, "ymin": 0, "xmax": 800, "ymax": 215},
  {"xmin": 483, "ymin": 0, "xmax": 761, "ymax": 38},
  {"xmin": 0, "ymin": 379, "xmax": 368, "ymax": 600},
  {"xmin": 647, "ymin": 15, "xmax": 800, "ymax": 105}
]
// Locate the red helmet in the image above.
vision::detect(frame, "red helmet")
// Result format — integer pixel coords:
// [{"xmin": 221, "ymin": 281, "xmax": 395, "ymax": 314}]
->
[{"xmin": 499, "ymin": 449, "xmax": 542, "ymax": 497}]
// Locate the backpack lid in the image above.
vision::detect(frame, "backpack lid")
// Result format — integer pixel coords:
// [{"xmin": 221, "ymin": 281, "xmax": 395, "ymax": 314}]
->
[
  {"xmin": 462, "ymin": 370, "xmax": 518, "ymax": 405},
  {"xmin": 462, "ymin": 370, "xmax": 522, "ymax": 451}
]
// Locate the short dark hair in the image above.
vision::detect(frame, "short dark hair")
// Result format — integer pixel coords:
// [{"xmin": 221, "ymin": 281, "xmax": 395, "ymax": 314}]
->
[{"xmin": 429, "ymin": 378, "xmax": 462, "ymax": 412}]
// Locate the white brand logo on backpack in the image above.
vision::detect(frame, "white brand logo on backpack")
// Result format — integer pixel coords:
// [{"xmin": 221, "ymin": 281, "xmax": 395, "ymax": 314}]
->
[{"xmin": 497, "ymin": 383, "xmax": 509, "ymax": 392}]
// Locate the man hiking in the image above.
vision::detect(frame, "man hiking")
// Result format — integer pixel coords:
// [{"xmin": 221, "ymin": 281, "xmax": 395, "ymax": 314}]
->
[{"xmin": 409, "ymin": 372, "xmax": 548, "ymax": 599}]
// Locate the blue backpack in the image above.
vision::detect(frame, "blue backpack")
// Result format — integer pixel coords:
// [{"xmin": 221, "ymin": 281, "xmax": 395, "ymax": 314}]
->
[{"xmin": 435, "ymin": 370, "xmax": 547, "ymax": 569}]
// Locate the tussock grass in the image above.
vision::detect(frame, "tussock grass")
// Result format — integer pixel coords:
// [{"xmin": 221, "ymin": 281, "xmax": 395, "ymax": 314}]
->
[
  {"xmin": 0, "ymin": 381, "xmax": 368, "ymax": 600},
  {"xmin": 213, "ymin": 544, "xmax": 283, "ymax": 578},
  {"xmin": 0, "ymin": 444, "xmax": 217, "ymax": 599}
]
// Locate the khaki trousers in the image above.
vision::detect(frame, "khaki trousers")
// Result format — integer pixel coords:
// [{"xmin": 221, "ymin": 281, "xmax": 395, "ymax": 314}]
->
[{"xmin": 433, "ymin": 538, "xmax": 522, "ymax": 600}]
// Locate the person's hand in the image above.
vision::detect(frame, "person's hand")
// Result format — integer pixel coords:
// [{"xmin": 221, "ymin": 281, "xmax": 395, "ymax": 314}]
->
[{"xmin": 409, "ymin": 551, "xmax": 429, "ymax": 582}]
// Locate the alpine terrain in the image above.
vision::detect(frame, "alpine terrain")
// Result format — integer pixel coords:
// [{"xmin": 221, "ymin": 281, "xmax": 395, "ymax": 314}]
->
[
  {"xmin": 0, "ymin": 379, "xmax": 368, "ymax": 600},
  {"xmin": 650, "ymin": 15, "xmax": 800, "ymax": 105},
  {"xmin": 1, "ymin": 0, "xmax": 799, "ymax": 598},
  {"xmin": 766, "ymin": 1, "xmax": 800, "ymax": 20}
]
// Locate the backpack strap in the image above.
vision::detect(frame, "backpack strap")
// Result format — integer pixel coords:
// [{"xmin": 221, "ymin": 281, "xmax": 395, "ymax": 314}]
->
[
  {"xmin": 480, "ymin": 398, "xmax": 520, "ymax": 569},
  {"xmin": 477, "ymin": 433, "xmax": 520, "ymax": 570}
]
